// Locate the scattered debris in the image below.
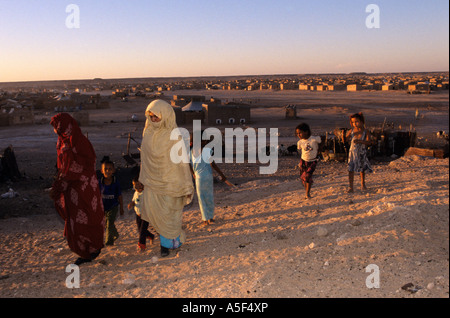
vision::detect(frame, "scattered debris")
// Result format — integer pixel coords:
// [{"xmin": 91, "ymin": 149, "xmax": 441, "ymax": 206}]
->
[
  {"xmin": 404, "ymin": 147, "xmax": 446, "ymax": 159},
  {"xmin": 401, "ymin": 283, "xmax": 423, "ymax": 294},
  {"xmin": 122, "ymin": 273, "xmax": 136, "ymax": 285},
  {"xmin": 316, "ymin": 227, "xmax": 329, "ymax": 237},
  {"xmin": 321, "ymin": 127, "xmax": 418, "ymax": 162},
  {"xmin": 1, "ymin": 188, "xmax": 19, "ymax": 199}
]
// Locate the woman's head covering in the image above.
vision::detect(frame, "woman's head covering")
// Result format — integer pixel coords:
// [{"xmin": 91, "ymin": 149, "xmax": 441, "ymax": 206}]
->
[
  {"xmin": 139, "ymin": 100, "xmax": 193, "ymax": 199},
  {"xmin": 143, "ymin": 99, "xmax": 177, "ymax": 133},
  {"xmin": 51, "ymin": 112, "xmax": 80, "ymax": 141},
  {"xmin": 50, "ymin": 113, "xmax": 96, "ymax": 175}
]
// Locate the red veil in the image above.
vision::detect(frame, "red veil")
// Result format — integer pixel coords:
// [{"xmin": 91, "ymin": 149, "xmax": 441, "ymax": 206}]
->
[{"xmin": 50, "ymin": 113, "xmax": 104, "ymax": 259}]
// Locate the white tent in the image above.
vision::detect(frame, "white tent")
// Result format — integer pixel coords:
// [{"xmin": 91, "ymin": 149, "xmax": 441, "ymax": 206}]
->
[{"xmin": 182, "ymin": 101, "xmax": 203, "ymax": 112}]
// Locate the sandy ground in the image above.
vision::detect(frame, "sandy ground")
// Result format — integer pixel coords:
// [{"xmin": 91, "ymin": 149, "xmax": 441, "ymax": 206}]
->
[{"xmin": 0, "ymin": 90, "xmax": 448, "ymax": 298}]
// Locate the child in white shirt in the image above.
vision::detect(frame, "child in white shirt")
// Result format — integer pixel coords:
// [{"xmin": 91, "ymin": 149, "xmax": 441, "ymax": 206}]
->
[{"xmin": 296, "ymin": 123, "xmax": 322, "ymax": 199}]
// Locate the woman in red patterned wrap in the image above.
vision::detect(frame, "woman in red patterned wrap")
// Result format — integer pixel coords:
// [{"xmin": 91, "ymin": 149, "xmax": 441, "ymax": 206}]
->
[{"xmin": 49, "ymin": 113, "xmax": 105, "ymax": 265}]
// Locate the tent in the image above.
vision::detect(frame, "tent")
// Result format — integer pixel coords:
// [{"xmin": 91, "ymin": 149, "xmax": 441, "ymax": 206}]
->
[{"xmin": 182, "ymin": 101, "xmax": 204, "ymax": 112}]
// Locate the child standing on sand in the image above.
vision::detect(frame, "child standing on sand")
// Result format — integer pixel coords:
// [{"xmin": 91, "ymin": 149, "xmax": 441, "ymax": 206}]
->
[
  {"xmin": 343, "ymin": 112, "xmax": 373, "ymax": 193},
  {"xmin": 189, "ymin": 131, "xmax": 230, "ymax": 226},
  {"xmin": 99, "ymin": 158, "xmax": 124, "ymax": 246},
  {"xmin": 128, "ymin": 175, "xmax": 155, "ymax": 251},
  {"xmin": 296, "ymin": 123, "xmax": 322, "ymax": 199}
]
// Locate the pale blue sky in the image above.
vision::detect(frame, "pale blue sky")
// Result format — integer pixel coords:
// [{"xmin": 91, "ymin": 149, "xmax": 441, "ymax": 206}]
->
[{"xmin": 0, "ymin": 0, "xmax": 448, "ymax": 82}]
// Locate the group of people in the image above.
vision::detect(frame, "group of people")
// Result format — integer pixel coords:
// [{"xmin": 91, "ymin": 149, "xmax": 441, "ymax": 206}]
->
[
  {"xmin": 49, "ymin": 100, "xmax": 373, "ymax": 265},
  {"xmin": 295, "ymin": 112, "xmax": 373, "ymax": 199},
  {"xmin": 49, "ymin": 100, "xmax": 232, "ymax": 264}
]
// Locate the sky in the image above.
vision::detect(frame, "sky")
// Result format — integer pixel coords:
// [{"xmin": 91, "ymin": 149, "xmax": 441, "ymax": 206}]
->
[{"xmin": 0, "ymin": 0, "xmax": 449, "ymax": 82}]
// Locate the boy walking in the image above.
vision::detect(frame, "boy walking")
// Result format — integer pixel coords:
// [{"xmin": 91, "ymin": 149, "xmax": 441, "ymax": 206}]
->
[{"xmin": 99, "ymin": 158, "xmax": 124, "ymax": 246}]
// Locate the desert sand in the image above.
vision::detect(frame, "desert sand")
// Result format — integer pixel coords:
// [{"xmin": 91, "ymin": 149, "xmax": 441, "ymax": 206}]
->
[{"xmin": 0, "ymin": 89, "xmax": 448, "ymax": 299}]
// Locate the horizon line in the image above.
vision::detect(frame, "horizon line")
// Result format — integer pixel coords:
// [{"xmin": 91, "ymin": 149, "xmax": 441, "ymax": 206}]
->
[{"xmin": 1, "ymin": 70, "xmax": 449, "ymax": 85}]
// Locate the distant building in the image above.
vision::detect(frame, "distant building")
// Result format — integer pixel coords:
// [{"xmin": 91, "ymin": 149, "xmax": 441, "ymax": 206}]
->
[
  {"xmin": 268, "ymin": 83, "xmax": 280, "ymax": 90},
  {"xmin": 259, "ymin": 83, "xmax": 270, "ymax": 90},
  {"xmin": 408, "ymin": 83, "xmax": 430, "ymax": 92},
  {"xmin": 171, "ymin": 95, "xmax": 205, "ymax": 107},
  {"xmin": 247, "ymin": 83, "xmax": 259, "ymax": 91},
  {"xmin": 170, "ymin": 95, "xmax": 250, "ymax": 126},
  {"xmin": 203, "ymin": 102, "xmax": 250, "ymax": 126},
  {"xmin": 0, "ymin": 101, "xmax": 34, "ymax": 126},
  {"xmin": 182, "ymin": 100, "xmax": 205, "ymax": 124},
  {"xmin": 347, "ymin": 84, "xmax": 363, "ymax": 91},
  {"xmin": 299, "ymin": 84, "xmax": 310, "ymax": 91},
  {"xmin": 170, "ymin": 95, "xmax": 205, "ymax": 125},
  {"xmin": 280, "ymin": 82, "xmax": 297, "ymax": 90},
  {"xmin": 436, "ymin": 81, "xmax": 449, "ymax": 90},
  {"xmin": 327, "ymin": 84, "xmax": 346, "ymax": 91},
  {"xmin": 315, "ymin": 85, "xmax": 328, "ymax": 91}
]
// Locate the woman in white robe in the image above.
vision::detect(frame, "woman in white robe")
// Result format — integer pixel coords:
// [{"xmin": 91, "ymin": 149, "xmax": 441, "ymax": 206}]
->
[{"xmin": 139, "ymin": 99, "xmax": 194, "ymax": 257}]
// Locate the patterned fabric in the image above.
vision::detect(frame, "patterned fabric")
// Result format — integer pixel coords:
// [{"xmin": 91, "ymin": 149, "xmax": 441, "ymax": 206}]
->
[
  {"xmin": 50, "ymin": 113, "xmax": 105, "ymax": 259},
  {"xmin": 348, "ymin": 130, "xmax": 373, "ymax": 173},
  {"xmin": 299, "ymin": 159, "xmax": 318, "ymax": 184}
]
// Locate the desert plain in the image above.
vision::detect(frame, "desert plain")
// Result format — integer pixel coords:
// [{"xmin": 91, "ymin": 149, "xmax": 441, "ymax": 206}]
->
[{"xmin": 0, "ymin": 89, "xmax": 448, "ymax": 298}]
